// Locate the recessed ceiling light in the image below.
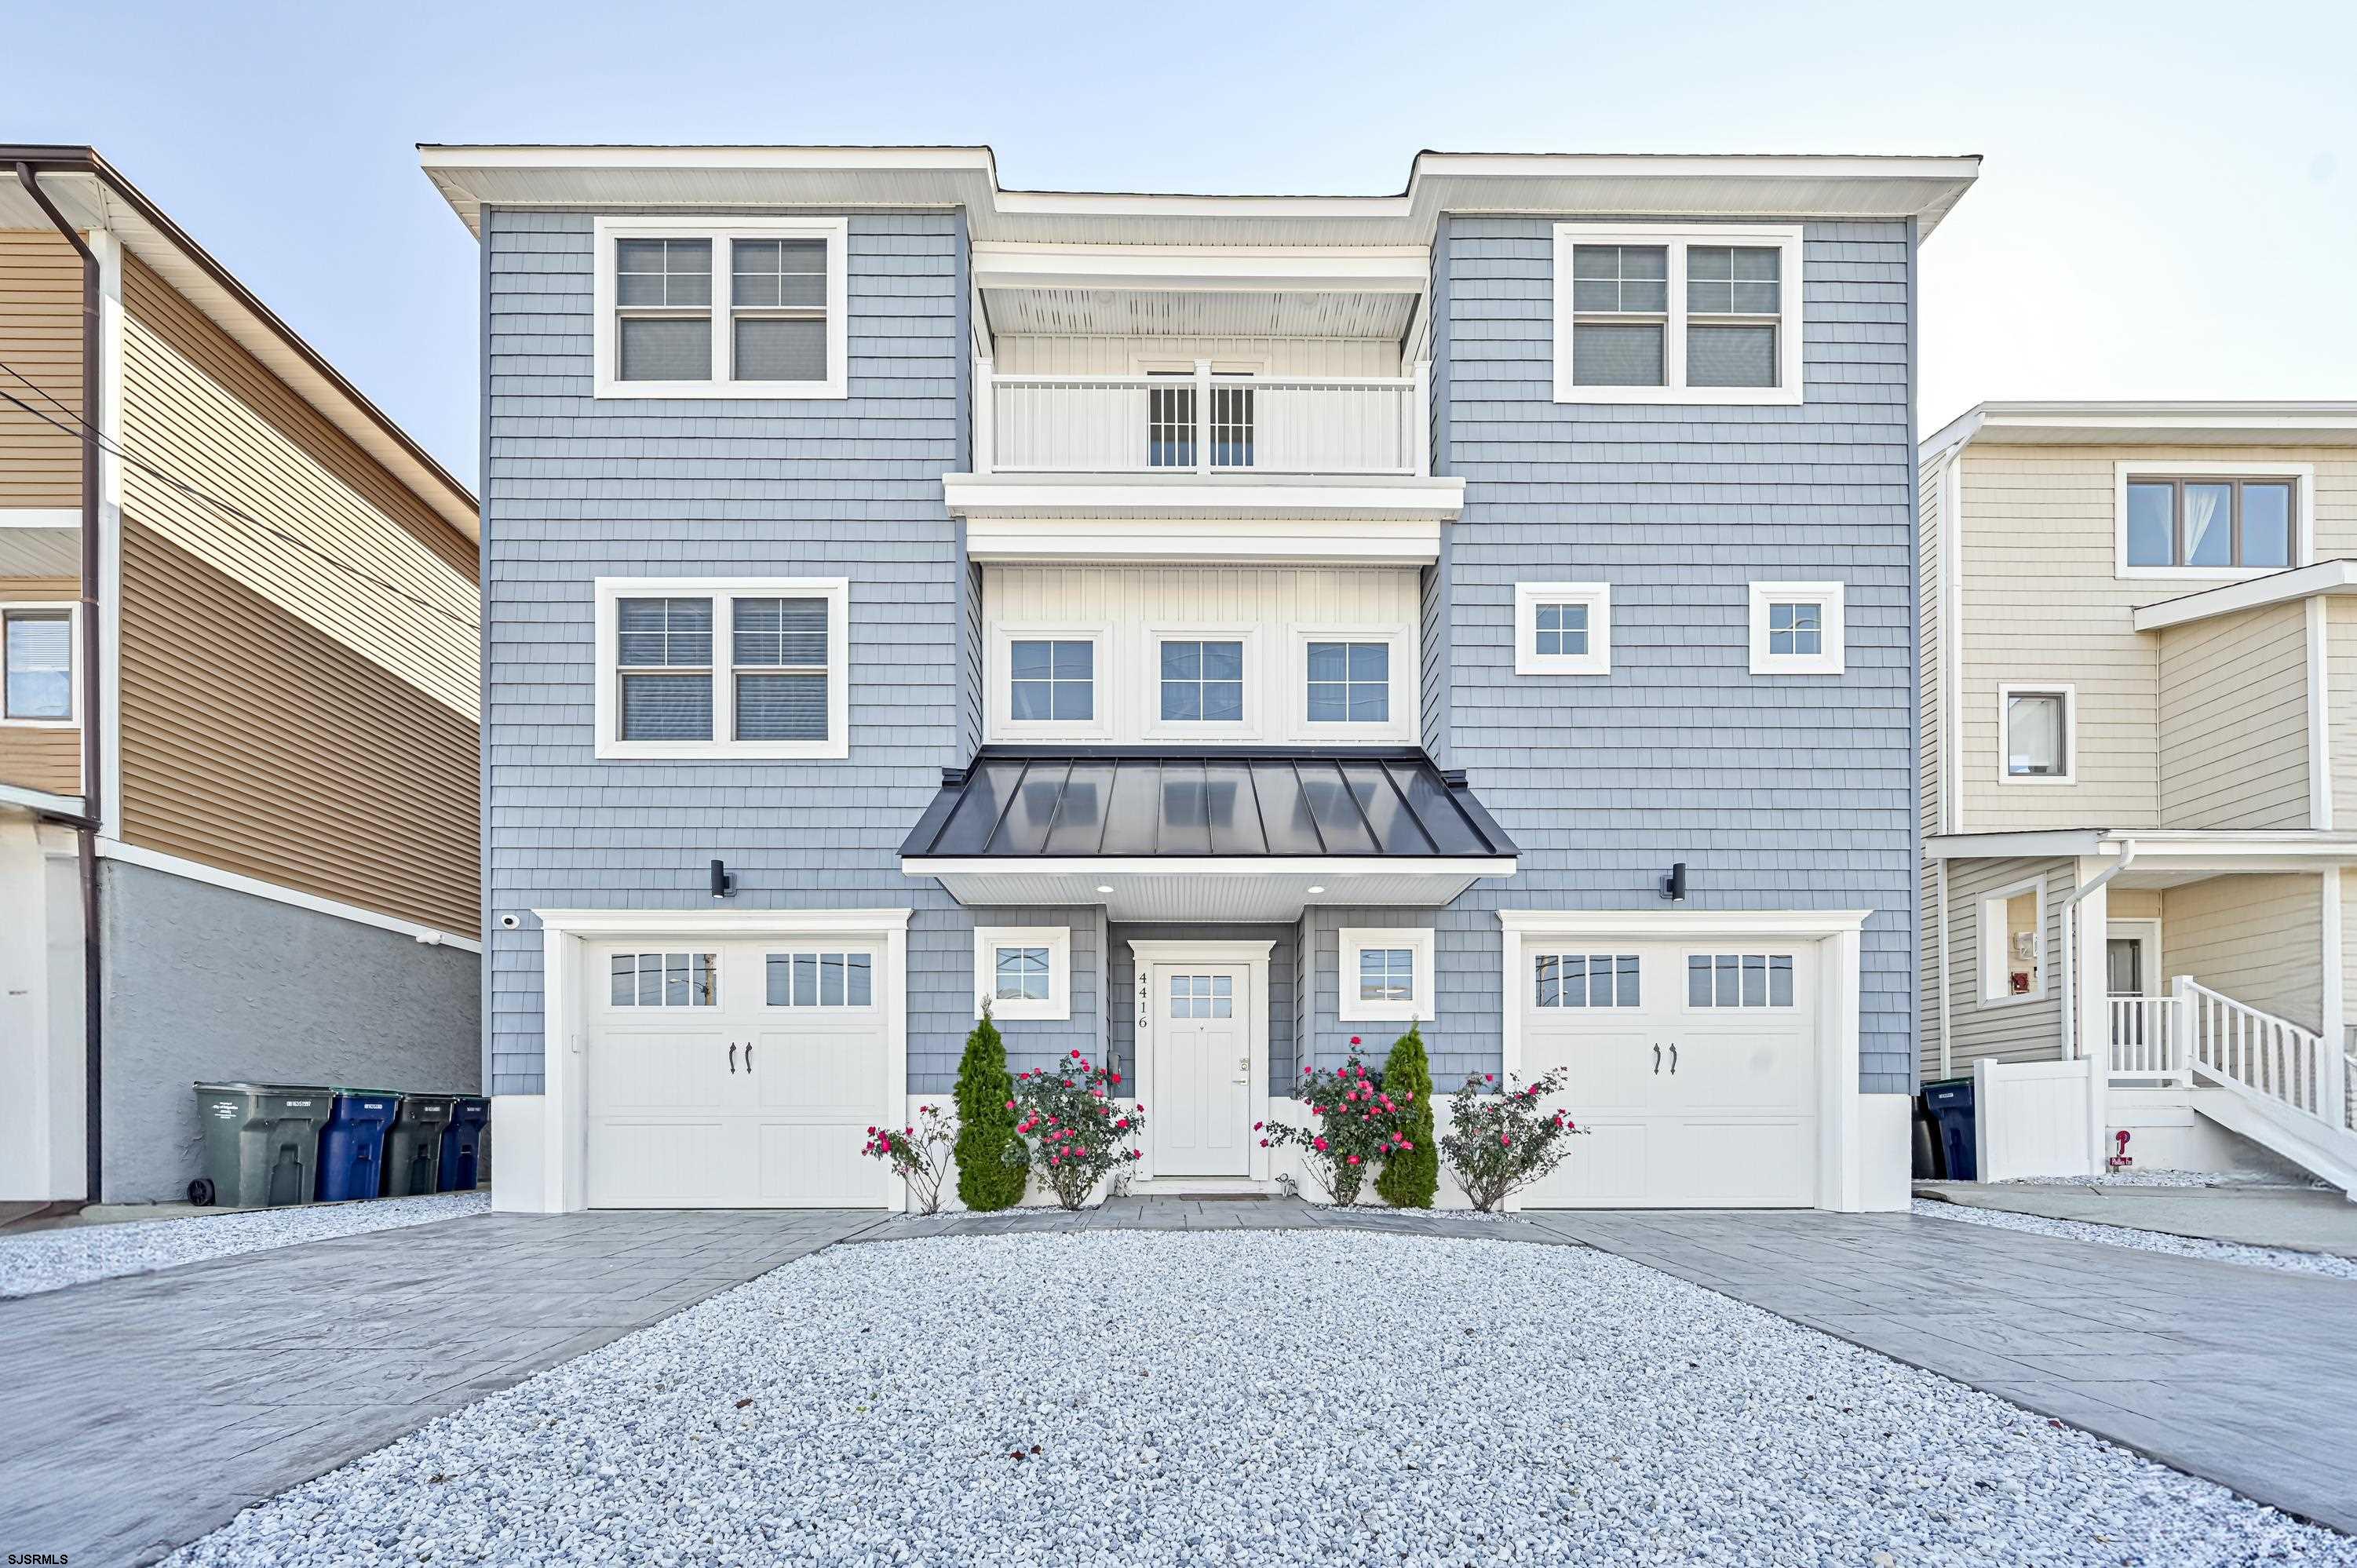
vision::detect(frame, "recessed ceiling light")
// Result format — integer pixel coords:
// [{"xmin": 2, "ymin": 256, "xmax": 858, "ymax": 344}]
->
[
  {"xmin": 1096, "ymin": 884, "xmax": 1114, "ymax": 894},
  {"xmin": 1306, "ymin": 885, "xmax": 1326, "ymax": 895}
]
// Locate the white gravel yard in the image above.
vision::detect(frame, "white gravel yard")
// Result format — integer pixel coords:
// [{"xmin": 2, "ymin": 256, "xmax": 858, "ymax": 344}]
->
[
  {"xmin": 169, "ymin": 1230, "xmax": 2356, "ymax": 1567},
  {"xmin": 1913, "ymin": 1195, "xmax": 2357, "ymax": 1282},
  {"xmin": 0, "ymin": 1191, "xmax": 489, "ymax": 1298}
]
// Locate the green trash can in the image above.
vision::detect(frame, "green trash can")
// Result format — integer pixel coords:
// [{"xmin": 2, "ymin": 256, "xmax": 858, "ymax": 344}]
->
[
  {"xmin": 383, "ymin": 1094, "xmax": 458, "ymax": 1197},
  {"xmin": 188, "ymin": 1083, "xmax": 335, "ymax": 1208}
]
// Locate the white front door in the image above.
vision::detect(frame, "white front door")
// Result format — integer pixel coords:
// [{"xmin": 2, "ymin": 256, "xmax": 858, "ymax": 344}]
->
[
  {"xmin": 1151, "ymin": 963, "xmax": 1253, "ymax": 1177},
  {"xmin": 1520, "ymin": 942, "xmax": 1822, "ymax": 1207},
  {"xmin": 585, "ymin": 940, "xmax": 890, "ymax": 1208}
]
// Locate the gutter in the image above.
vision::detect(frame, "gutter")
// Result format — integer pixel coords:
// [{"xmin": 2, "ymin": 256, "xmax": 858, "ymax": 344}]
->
[
  {"xmin": 16, "ymin": 160, "xmax": 104, "ymax": 1203},
  {"xmin": 2058, "ymin": 837, "xmax": 2137, "ymax": 1060}
]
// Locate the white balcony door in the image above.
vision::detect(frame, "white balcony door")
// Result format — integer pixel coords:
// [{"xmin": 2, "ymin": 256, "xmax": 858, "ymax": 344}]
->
[{"xmin": 1149, "ymin": 962, "xmax": 1253, "ymax": 1177}]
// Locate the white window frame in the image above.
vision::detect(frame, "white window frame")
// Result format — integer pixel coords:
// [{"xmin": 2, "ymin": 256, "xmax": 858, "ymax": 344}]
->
[
  {"xmin": 1339, "ymin": 927, "xmax": 1435, "ymax": 1023},
  {"xmin": 975, "ymin": 925, "xmax": 1071, "ymax": 1021},
  {"xmin": 593, "ymin": 577, "xmax": 849, "ymax": 760},
  {"xmin": 2113, "ymin": 461, "xmax": 2315, "ymax": 581},
  {"xmin": 1513, "ymin": 582, "xmax": 1611, "ymax": 676},
  {"xmin": 1552, "ymin": 223, "xmax": 1804, "ymax": 407},
  {"xmin": 1290, "ymin": 625, "xmax": 1417, "ymax": 743},
  {"xmin": 0, "ymin": 600, "xmax": 79, "ymax": 727},
  {"xmin": 1979, "ymin": 876, "xmax": 2049, "ymax": 1005},
  {"xmin": 990, "ymin": 622, "xmax": 1114, "ymax": 742},
  {"xmin": 1141, "ymin": 622, "xmax": 1261, "ymax": 739},
  {"xmin": 1747, "ymin": 582, "xmax": 1846, "ymax": 676},
  {"xmin": 1996, "ymin": 681, "xmax": 2076, "ymax": 786},
  {"xmin": 592, "ymin": 216, "xmax": 849, "ymax": 400}
]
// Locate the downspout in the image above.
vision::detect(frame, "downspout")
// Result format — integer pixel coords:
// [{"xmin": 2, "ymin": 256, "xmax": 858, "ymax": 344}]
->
[
  {"xmin": 16, "ymin": 161, "xmax": 104, "ymax": 1203},
  {"xmin": 2059, "ymin": 838, "xmax": 2136, "ymax": 1059}
]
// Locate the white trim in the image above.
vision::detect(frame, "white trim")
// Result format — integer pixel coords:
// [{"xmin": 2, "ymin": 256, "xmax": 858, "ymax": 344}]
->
[
  {"xmin": 1512, "ymin": 582, "xmax": 1611, "ymax": 676},
  {"xmin": 1127, "ymin": 938, "xmax": 1273, "ymax": 1187},
  {"xmin": 962, "ymin": 513, "xmax": 1443, "ymax": 566},
  {"xmin": 593, "ymin": 577, "xmax": 849, "ymax": 760},
  {"xmin": 2309, "ymin": 596, "xmax": 2333, "ymax": 832},
  {"xmin": 903, "ymin": 855, "xmax": 1517, "ymax": 879},
  {"xmin": 1337, "ymin": 926, "xmax": 1435, "ymax": 1023},
  {"xmin": 97, "ymin": 837, "xmax": 481, "ymax": 950},
  {"xmin": 0, "ymin": 780, "xmax": 86, "ymax": 818},
  {"xmin": 2321, "ymin": 867, "xmax": 2344, "ymax": 1134},
  {"xmin": 0, "ymin": 509, "xmax": 81, "ymax": 530},
  {"xmin": 1550, "ymin": 223, "xmax": 1804, "ymax": 407},
  {"xmin": 987, "ymin": 622, "xmax": 1115, "ymax": 742},
  {"xmin": 93, "ymin": 228, "xmax": 123, "ymax": 837},
  {"xmin": 1996, "ymin": 682, "xmax": 2075, "ymax": 785},
  {"xmin": 1936, "ymin": 859, "xmax": 1953, "ymax": 1078},
  {"xmin": 1977, "ymin": 873, "xmax": 2049, "ymax": 1005},
  {"xmin": 2104, "ymin": 917, "xmax": 2162, "ymax": 998},
  {"xmin": 1940, "ymin": 450, "xmax": 1965, "ymax": 834},
  {"xmin": 973, "ymin": 924, "xmax": 1071, "ymax": 1021},
  {"xmin": 1140, "ymin": 622, "xmax": 1261, "ymax": 740},
  {"xmin": 972, "ymin": 242, "xmax": 1429, "ymax": 295},
  {"xmin": 2131, "ymin": 560, "xmax": 2357, "ymax": 632},
  {"xmin": 1747, "ymin": 581, "xmax": 1845, "ymax": 676},
  {"xmin": 1494, "ymin": 907, "xmax": 1870, "ymax": 1212},
  {"xmin": 1290, "ymin": 625, "xmax": 1417, "ymax": 742},
  {"xmin": 940, "ymin": 474, "xmax": 1466, "ymax": 525},
  {"xmin": 2112, "ymin": 461, "xmax": 2315, "ymax": 581},
  {"xmin": 529, "ymin": 906, "xmax": 911, "ymax": 1213},
  {"xmin": 1924, "ymin": 829, "xmax": 2106, "ymax": 859},
  {"xmin": 591, "ymin": 216, "xmax": 849, "ymax": 400},
  {"xmin": 0, "ymin": 600, "xmax": 82, "ymax": 726}
]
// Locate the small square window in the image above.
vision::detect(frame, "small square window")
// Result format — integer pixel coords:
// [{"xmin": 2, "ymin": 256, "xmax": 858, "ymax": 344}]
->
[
  {"xmin": 1358, "ymin": 947, "xmax": 1416, "ymax": 1004},
  {"xmin": 1339, "ymin": 928, "xmax": 1432, "ymax": 1022},
  {"xmin": 1748, "ymin": 582, "xmax": 1844, "ymax": 675},
  {"xmin": 975, "ymin": 927, "xmax": 1071, "ymax": 1020},
  {"xmin": 1009, "ymin": 639, "xmax": 1095, "ymax": 723},
  {"xmin": 2002, "ymin": 687, "xmax": 2072, "ymax": 782},
  {"xmin": 1515, "ymin": 583, "xmax": 1611, "ymax": 675},
  {"xmin": 1159, "ymin": 639, "xmax": 1244, "ymax": 724},
  {"xmin": 1306, "ymin": 640, "xmax": 1390, "ymax": 724}
]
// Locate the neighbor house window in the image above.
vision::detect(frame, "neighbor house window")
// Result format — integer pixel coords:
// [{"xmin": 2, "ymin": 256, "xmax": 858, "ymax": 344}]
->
[
  {"xmin": 975, "ymin": 927, "xmax": 1071, "ymax": 1020},
  {"xmin": 1686, "ymin": 954, "xmax": 1795, "ymax": 1008},
  {"xmin": 2001, "ymin": 684, "xmax": 2072, "ymax": 782},
  {"xmin": 2118, "ymin": 470, "xmax": 2304, "ymax": 574},
  {"xmin": 1340, "ymin": 928, "xmax": 1433, "ymax": 1022},
  {"xmin": 609, "ymin": 952, "xmax": 717, "ymax": 1008},
  {"xmin": 594, "ymin": 217, "xmax": 848, "ymax": 398},
  {"xmin": 1306, "ymin": 640, "xmax": 1390, "ymax": 724},
  {"xmin": 597, "ymin": 578, "xmax": 848, "ymax": 760},
  {"xmin": 1748, "ymin": 582, "xmax": 1845, "ymax": 675},
  {"xmin": 2, "ymin": 605, "xmax": 75, "ymax": 723},
  {"xmin": 1554, "ymin": 224, "xmax": 1803, "ymax": 404},
  {"xmin": 1534, "ymin": 953, "xmax": 1640, "ymax": 1008},
  {"xmin": 1514, "ymin": 582, "xmax": 1611, "ymax": 676},
  {"xmin": 765, "ymin": 950, "xmax": 874, "ymax": 1008},
  {"xmin": 1980, "ymin": 880, "xmax": 2046, "ymax": 1002},
  {"xmin": 1159, "ymin": 639, "xmax": 1244, "ymax": 723}
]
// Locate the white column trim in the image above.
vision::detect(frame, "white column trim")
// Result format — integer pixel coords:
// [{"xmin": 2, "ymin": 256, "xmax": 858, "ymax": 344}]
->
[
  {"xmin": 2322, "ymin": 866, "xmax": 2345, "ymax": 1134},
  {"xmin": 91, "ymin": 228, "xmax": 124, "ymax": 835},
  {"xmin": 2308, "ymin": 596, "xmax": 2333, "ymax": 831}
]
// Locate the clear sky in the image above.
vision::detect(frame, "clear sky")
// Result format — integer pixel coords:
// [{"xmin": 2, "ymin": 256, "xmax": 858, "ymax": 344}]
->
[{"xmin": 5, "ymin": 0, "xmax": 2352, "ymax": 490}]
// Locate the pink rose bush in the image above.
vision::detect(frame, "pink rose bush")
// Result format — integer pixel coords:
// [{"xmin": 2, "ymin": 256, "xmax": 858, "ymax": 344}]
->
[
  {"xmin": 859, "ymin": 1102, "xmax": 958, "ymax": 1215},
  {"xmin": 1009, "ymin": 1049, "xmax": 1145, "ymax": 1210},
  {"xmin": 1438, "ymin": 1067, "xmax": 1589, "ymax": 1212},
  {"xmin": 1257, "ymin": 1052, "xmax": 1416, "ymax": 1205}
]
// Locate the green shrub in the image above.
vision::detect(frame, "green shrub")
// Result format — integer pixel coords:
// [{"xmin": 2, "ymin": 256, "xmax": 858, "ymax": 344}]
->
[
  {"xmin": 952, "ymin": 1005, "xmax": 1028, "ymax": 1211},
  {"xmin": 1374, "ymin": 1026, "xmax": 1439, "ymax": 1209}
]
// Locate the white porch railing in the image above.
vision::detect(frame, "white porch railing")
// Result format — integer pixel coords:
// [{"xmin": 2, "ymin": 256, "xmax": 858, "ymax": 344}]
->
[
  {"xmin": 2179, "ymin": 977, "xmax": 2331, "ymax": 1120},
  {"xmin": 2107, "ymin": 994, "xmax": 2187, "ymax": 1084},
  {"xmin": 977, "ymin": 359, "xmax": 1429, "ymax": 478}
]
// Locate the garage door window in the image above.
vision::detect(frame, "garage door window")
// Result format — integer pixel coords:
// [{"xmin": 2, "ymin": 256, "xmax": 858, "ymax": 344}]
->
[
  {"xmin": 1687, "ymin": 953, "xmax": 1794, "ymax": 1008},
  {"xmin": 1534, "ymin": 953, "xmax": 1640, "ymax": 1008},
  {"xmin": 765, "ymin": 950, "xmax": 874, "ymax": 1008},
  {"xmin": 610, "ymin": 952, "xmax": 717, "ymax": 1008}
]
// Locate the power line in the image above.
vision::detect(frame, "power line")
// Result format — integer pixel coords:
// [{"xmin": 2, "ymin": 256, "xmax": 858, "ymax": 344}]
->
[{"xmin": 0, "ymin": 365, "xmax": 478, "ymax": 635}]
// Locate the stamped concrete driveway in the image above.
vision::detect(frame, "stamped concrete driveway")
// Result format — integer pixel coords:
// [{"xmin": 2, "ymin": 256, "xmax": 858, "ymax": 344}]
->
[{"xmin": 0, "ymin": 1208, "xmax": 880, "ymax": 1566}]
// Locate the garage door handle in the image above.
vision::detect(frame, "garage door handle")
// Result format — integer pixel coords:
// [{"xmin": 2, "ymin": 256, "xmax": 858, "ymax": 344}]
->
[
  {"xmin": 746, "ymin": 1042, "xmax": 754, "ymax": 1074},
  {"xmin": 1669, "ymin": 1043, "xmax": 1678, "ymax": 1074},
  {"xmin": 1652, "ymin": 1044, "xmax": 1661, "ymax": 1075},
  {"xmin": 728, "ymin": 1042, "xmax": 738, "ymax": 1074}
]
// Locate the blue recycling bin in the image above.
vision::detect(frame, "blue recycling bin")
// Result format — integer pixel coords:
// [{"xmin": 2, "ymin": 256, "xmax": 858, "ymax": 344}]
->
[
  {"xmin": 1921, "ymin": 1077, "xmax": 1977, "ymax": 1182},
  {"xmin": 439, "ymin": 1096, "xmax": 490, "ymax": 1191},
  {"xmin": 315, "ymin": 1091, "xmax": 402, "ymax": 1202}
]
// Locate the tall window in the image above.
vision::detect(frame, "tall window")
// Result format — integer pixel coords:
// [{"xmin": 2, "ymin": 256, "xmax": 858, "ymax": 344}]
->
[
  {"xmin": 1567, "ymin": 244, "xmax": 1667, "ymax": 388},
  {"xmin": 1159, "ymin": 640, "xmax": 1243, "ymax": 723},
  {"xmin": 2003, "ymin": 687, "xmax": 2071, "ymax": 781},
  {"xmin": 2123, "ymin": 476, "xmax": 2297, "ymax": 571},
  {"xmin": 1683, "ymin": 246, "xmax": 1781, "ymax": 389},
  {"xmin": 1981, "ymin": 881, "xmax": 2046, "ymax": 1002},
  {"xmin": 614, "ymin": 239, "xmax": 712, "ymax": 383},
  {"xmin": 597, "ymin": 578, "xmax": 848, "ymax": 759},
  {"xmin": 596, "ymin": 218, "xmax": 847, "ymax": 399},
  {"xmin": 1306, "ymin": 640, "xmax": 1389, "ymax": 724},
  {"xmin": 1009, "ymin": 640, "xmax": 1095, "ymax": 722},
  {"xmin": 730, "ymin": 239, "xmax": 828, "ymax": 383},
  {"xmin": 1555, "ymin": 224, "xmax": 1803, "ymax": 404},
  {"xmin": 2, "ymin": 607, "xmax": 75, "ymax": 721}
]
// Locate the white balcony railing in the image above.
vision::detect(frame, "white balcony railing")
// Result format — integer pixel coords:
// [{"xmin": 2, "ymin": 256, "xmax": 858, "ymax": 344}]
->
[
  {"xmin": 2107, "ymin": 994, "xmax": 2186, "ymax": 1084},
  {"xmin": 976, "ymin": 359, "xmax": 1429, "ymax": 479}
]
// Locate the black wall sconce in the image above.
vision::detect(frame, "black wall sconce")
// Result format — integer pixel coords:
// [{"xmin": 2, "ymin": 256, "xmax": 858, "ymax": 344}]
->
[
  {"xmin": 710, "ymin": 859, "xmax": 738, "ymax": 900},
  {"xmin": 1658, "ymin": 862, "xmax": 1687, "ymax": 903}
]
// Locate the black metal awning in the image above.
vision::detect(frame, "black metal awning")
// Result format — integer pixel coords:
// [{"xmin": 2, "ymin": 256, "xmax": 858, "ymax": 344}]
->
[{"xmin": 899, "ymin": 747, "xmax": 1517, "ymax": 862}]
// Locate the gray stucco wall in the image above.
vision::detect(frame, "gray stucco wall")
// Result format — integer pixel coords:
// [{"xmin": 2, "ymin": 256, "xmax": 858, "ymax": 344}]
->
[{"xmin": 100, "ymin": 860, "xmax": 479, "ymax": 1202}]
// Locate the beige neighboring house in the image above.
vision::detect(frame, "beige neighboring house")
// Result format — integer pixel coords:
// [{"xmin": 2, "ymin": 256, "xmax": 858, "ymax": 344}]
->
[
  {"xmin": 0, "ymin": 147, "xmax": 480, "ymax": 1206},
  {"xmin": 1920, "ymin": 401, "xmax": 2357, "ymax": 1194}
]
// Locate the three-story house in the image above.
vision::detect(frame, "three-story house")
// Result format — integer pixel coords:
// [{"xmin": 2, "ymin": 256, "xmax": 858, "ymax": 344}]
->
[{"xmin": 424, "ymin": 144, "xmax": 1979, "ymax": 1212}]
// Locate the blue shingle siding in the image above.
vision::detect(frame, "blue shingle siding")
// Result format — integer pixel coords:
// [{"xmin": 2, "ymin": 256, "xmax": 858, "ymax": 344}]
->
[
  {"xmin": 481, "ymin": 209, "xmax": 1084, "ymax": 1094},
  {"xmin": 1384, "ymin": 216, "xmax": 1920, "ymax": 1093}
]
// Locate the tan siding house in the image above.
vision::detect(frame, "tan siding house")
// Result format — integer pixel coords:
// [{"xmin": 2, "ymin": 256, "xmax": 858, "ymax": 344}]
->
[{"xmin": 0, "ymin": 147, "xmax": 481, "ymax": 1205}]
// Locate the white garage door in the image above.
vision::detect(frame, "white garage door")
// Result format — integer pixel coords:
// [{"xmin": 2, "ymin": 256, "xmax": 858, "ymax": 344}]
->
[
  {"xmin": 1520, "ymin": 940, "xmax": 1820, "ymax": 1207},
  {"xmin": 586, "ymin": 940, "xmax": 889, "ymax": 1208}
]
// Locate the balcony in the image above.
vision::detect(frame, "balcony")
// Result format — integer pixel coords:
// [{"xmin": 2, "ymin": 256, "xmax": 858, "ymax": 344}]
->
[{"xmin": 945, "ymin": 359, "xmax": 1462, "ymax": 562}]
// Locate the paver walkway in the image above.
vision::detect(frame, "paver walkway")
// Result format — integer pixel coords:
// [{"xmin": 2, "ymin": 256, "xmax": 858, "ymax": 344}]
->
[
  {"xmin": 0, "ymin": 1208, "xmax": 880, "ymax": 1566},
  {"xmin": 1916, "ymin": 1180, "xmax": 2357, "ymax": 1256},
  {"xmin": 879, "ymin": 1198, "xmax": 2357, "ymax": 1533}
]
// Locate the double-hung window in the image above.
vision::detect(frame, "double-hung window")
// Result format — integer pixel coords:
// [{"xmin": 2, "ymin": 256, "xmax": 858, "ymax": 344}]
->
[
  {"xmin": 2118, "ymin": 467, "xmax": 2308, "ymax": 576},
  {"xmin": 595, "ymin": 217, "xmax": 848, "ymax": 399},
  {"xmin": 2, "ymin": 604, "xmax": 76, "ymax": 724},
  {"xmin": 1554, "ymin": 224, "xmax": 1803, "ymax": 404},
  {"xmin": 597, "ymin": 578, "xmax": 849, "ymax": 759}
]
